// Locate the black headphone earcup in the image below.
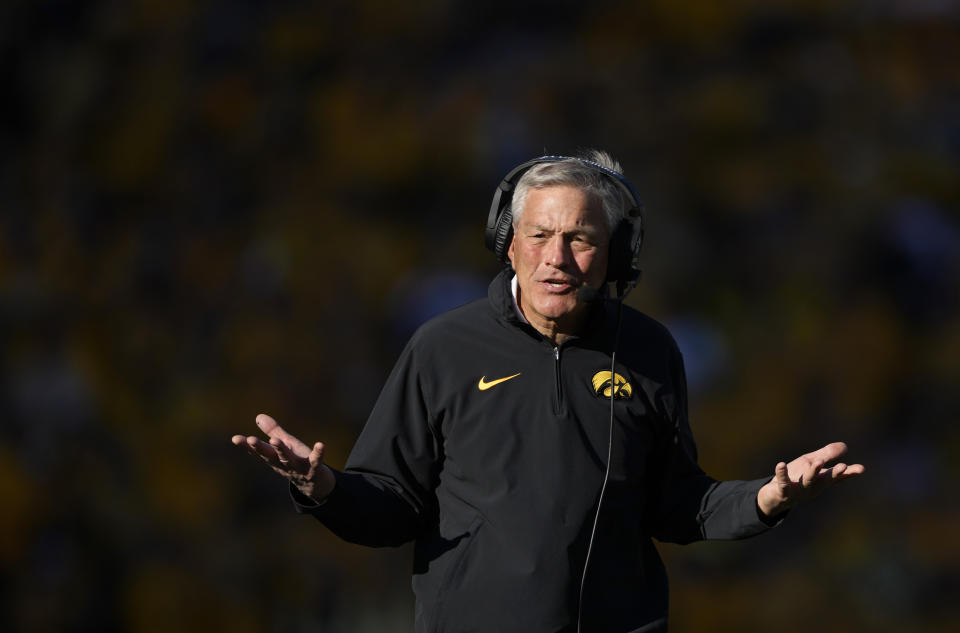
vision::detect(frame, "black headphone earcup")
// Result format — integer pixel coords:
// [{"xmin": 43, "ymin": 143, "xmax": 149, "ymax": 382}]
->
[
  {"xmin": 492, "ymin": 205, "xmax": 514, "ymax": 263},
  {"xmin": 606, "ymin": 219, "xmax": 632, "ymax": 283}
]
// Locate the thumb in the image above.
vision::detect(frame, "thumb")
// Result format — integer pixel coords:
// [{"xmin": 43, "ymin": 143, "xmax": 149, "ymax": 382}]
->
[
  {"xmin": 775, "ymin": 462, "xmax": 790, "ymax": 487},
  {"xmin": 308, "ymin": 442, "xmax": 325, "ymax": 470}
]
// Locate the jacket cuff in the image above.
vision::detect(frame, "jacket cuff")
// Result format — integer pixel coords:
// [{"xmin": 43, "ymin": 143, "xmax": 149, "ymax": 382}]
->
[
  {"xmin": 743, "ymin": 476, "xmax": 787, "ymax": 531},
  {"xmin": 289, "ymin": 468, "xmax": 342, "ymax": 515},
  {"xmin": 757, "ymin": 501, "xmax": 789, "ymax": 527}
]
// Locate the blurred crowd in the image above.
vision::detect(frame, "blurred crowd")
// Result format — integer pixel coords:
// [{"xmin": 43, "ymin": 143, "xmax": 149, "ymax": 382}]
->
[{"xmin": 1, "ymin": 1, "xmax": 958, "ymax": 631}]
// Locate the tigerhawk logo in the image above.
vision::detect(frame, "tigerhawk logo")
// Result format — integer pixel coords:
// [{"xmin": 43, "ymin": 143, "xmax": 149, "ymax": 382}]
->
[{"xmin": 591, "ymin": 371, "xmax": 632, "ymax": 399}]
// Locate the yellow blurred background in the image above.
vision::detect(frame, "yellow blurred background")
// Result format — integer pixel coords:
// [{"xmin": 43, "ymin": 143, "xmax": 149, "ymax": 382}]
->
[{"xmin": 2, "ymin": 1, "xmax": 958, "ymax": 631}]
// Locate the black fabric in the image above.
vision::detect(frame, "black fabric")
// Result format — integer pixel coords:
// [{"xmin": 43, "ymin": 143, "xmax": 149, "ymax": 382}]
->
[{"xmin": 293, "ymin": 269, "xmax": 775, "ymax": 633}]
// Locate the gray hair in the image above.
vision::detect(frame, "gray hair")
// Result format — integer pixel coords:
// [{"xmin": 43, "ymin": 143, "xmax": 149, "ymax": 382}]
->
[{"xmin": 510, "ymin": 150, "xmax": 632, "ymax": 234}]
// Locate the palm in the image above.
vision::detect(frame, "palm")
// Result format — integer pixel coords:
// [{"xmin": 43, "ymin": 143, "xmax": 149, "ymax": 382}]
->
[
  {"xmin": 757, "ymin": 442, "xmax": 864, "ymax": 516},
  {"xmin": 231, "ymin": 413, "xmax": 335, "ymax": 501}
]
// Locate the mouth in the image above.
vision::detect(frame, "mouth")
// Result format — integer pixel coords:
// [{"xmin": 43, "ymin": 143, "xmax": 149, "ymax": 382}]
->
[{"xmin": 539, "ymin": 279, "xmax": 579, "ymax": 293}]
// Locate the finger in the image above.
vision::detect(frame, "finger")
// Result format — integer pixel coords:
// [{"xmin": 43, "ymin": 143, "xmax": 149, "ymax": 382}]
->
[
  {"xmin": 829, "ymin": 463, "xmax": 848, "ymax": 479},
  {"xmin": 233, "ymin": 435, "xmax": 261, "ymax": 459},
  {"xmin": 802, "ymin": 457, "xmax": 825, "ymax": 488},
  {"xmin": 233, "ymin": 435, "xmax": 262, "ymax": 459},
  {"xmin": 246, "ymin": 436, "xmax": 281, "ymax": 467},
  {"xmin": 256, "ymin": 413, "xmax": 311, "ymax": 456},
  {"xmin": 272, "ymin": 438, "xmax": 306, "ymax": 469},
  {"xmin": 256, "ymin": 413, "xmax": 281, "ymax": 434},
  {"xmin": 234, "ymin": 434, "xmax": 260, "ymax": 453},
  {"xmin": 812, "ymin": 441, "xmax": 848, "ymax": 464},
  {"xmin": 838, "ymin": 463, "xmax": 865, "ymax": 479},
  {"xmin": 271, "ymin": 438, "xmax": 291, "ymax": 465}
]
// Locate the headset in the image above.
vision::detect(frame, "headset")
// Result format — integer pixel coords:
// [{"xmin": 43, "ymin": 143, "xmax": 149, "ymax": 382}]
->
[
  {"xmin": 485, "ymin": 155, "xmax": 647, "ymax": 631},
  {"xmin": 485, "ymin": 155, "xmax": 645, "ymax": 298}
]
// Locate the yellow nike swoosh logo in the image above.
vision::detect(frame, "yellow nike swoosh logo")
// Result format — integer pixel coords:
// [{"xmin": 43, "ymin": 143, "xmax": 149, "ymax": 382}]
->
[{"xmin": 478, "ymin": 373, "xmax": 522, "ymax": 391}]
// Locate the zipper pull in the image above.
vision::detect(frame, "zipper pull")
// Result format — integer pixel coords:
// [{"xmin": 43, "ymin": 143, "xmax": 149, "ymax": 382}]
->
[{"xmin": 554, "ymin": 347, "xmax": 560, "ymax": 360}]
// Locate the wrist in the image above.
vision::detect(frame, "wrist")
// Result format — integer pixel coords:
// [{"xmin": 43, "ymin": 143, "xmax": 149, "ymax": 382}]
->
[
  {"xmin": 300, "ymin": 466, "xmax": 336, "ymax": 503},
  {"xmin": 756, "ymin": 481, "xmax": 786, "ymax": 517}
]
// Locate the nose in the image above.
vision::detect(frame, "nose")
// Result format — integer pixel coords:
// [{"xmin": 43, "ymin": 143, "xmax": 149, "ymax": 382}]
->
[{"xmin": 545, "ymin": 235, "xmax": 573, "ymax": 268}]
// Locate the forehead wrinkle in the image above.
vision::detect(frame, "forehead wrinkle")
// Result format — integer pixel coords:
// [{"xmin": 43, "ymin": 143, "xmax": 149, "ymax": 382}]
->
[
  {"xmin": 515, "ymin": 185, "xmax": 609, "ymax": 236},
  {"xmin": 525, "ymin": 220, "xmax": 606, "ymax": 238},
  {"xmin": 525, "ymin": 222, "xmax": 601, "ymax": 235}
]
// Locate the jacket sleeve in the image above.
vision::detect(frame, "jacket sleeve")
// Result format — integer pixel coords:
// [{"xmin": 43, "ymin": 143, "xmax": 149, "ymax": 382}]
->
[
  {"xmin": 291, "ymin": 335, "xmax": 443, "ymax": 547},
  {"xmin": 647, "ymin": 340, "xmax": 778, "ymax": 544}
]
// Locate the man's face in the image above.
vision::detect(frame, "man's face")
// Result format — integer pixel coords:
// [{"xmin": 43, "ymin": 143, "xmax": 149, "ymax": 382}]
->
[{"xmin": 507, "ymin": 185, "xmax": 610, "ymax": 338}]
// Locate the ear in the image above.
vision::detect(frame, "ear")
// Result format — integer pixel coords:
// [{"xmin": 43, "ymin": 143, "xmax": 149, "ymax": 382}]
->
[{"xmin": 506, "ymin": 232, "xmax": 516, "ymax": 267}]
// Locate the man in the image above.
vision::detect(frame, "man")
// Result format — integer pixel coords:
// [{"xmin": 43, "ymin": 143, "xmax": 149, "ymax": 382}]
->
[{"xmin": 232, "ymin": 151, "xmax": 863, "ymax": 633}]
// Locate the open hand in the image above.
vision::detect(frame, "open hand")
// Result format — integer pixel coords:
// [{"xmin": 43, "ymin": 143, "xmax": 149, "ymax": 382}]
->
[
  {"xmin": 757, "ymin": 441, "xmax": 864, "ymax": 517},
  {"xmin": 231, "ymin": 413, "xmax": 335, "ymax": 502}
]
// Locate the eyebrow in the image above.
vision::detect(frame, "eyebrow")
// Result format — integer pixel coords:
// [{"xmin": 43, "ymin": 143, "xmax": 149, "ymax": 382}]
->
[{"xmin": 528, "ymin": 224, "xmax": 604, "ymax": 238}]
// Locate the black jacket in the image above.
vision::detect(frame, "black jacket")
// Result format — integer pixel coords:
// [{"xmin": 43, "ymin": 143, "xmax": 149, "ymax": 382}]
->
[{"xmin": 293, "ymin": 269, "xmax": 774, "ymax": 633}]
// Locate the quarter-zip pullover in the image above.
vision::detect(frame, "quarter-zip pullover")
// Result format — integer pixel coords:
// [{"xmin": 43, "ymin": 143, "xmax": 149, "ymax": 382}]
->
[{"xmin": 293, "ymin": 268, "xmax": 775, "ymax": 633}]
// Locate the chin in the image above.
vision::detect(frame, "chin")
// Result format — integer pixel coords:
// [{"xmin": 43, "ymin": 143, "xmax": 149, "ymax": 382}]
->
[{"xmin": 532, "ymin": 298, "xmax": 579, "ymax": 320}]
